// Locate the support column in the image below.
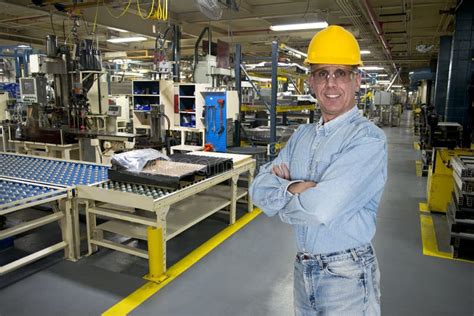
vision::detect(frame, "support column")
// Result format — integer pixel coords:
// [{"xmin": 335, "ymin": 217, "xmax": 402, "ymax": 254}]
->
[
  {"xmin": 434, "ymin": 36, "xmax": 452, "ymax": 118},
  {"xmin": 445, "ymin": 1, "xmax": 474, "ymax": 126}
]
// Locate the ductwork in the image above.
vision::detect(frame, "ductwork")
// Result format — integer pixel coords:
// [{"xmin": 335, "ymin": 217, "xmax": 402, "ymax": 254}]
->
[{"xmin": 358, "ymin": 0, "xmax": 397, "ymax": 71}]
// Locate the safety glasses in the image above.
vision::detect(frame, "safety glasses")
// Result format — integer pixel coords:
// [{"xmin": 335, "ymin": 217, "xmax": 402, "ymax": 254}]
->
[{"xmin": 310, "ymin": 68, "xmax": 358, "ymax": 84}]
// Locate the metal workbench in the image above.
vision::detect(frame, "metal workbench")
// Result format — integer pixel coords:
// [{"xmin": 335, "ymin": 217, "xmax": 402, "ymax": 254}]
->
[
  {"xmin": 77, "ymin": 153, "xmax": 255, "ymax": 281},
  {"xmin": 0, "ymin": 153, "xmax": 108, "ymax": 274}
]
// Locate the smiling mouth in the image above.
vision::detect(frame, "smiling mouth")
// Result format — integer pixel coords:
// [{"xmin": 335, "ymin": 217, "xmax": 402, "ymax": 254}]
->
[{"xmin": 325, "ymin": 94, "xmax": 341, "ymax": 99}]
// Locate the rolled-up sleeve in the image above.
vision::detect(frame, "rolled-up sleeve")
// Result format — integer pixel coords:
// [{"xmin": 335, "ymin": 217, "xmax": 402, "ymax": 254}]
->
[
  {"xmin": 279, "ymin": 135, "xmax": 387, "ymax": 227},
  {"xmin": 249, "ymin": 127, "xmax": 302, "ymax": 216}
]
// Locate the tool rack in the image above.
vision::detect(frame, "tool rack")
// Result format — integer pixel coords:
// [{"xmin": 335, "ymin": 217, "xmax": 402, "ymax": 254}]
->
[
  {"xmin": 77, "ymin": 154, "xmax": 255, "ymax": 281},
  {"xmin": 0, "ymin": 153, "xmax": 108, "ymax": 274}
]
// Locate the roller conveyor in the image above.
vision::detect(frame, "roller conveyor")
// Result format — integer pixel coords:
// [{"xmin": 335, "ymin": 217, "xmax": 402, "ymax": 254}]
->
[
  {"xmin": 94, "ymin": 180, "xmax": 175, "ymax": 200},
  {"xmin": 0, "ymin": 153, "xmax": 108, "ymax": 187},
  {"xmin": 0, "ymin": 177, "xmax": 67, "ymax": 214}
]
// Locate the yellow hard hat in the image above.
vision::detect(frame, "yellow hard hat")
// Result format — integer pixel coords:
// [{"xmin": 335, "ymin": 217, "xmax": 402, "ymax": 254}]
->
[{"xmin": 305, "ymin": 25, "xmax": 363, "ymax": 66}]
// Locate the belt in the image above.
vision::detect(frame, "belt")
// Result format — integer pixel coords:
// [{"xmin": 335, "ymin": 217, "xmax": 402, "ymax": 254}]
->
[{"xmin": 296, "ymin": 243, "xmax": 373, "ymax": 264}]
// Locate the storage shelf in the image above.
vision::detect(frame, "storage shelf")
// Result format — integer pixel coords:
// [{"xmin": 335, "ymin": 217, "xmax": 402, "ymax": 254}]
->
[
  {"xmin": 133, "ymin": 94, "xmax": 160, "ymax": 97},
  {"xmin": 166, "ymin": 194, "xmax": 230, "ymax": 240},
  {"xmin": 97, "ymin": 220, "xmax": 148, "ymax": 240},
  {"xmin": 241, "ymin": 104, "xmax": 316, "ymax": 113},
  {"xmin": 94, "ymin": 192, "xmax": 234, "ymax": 242}
]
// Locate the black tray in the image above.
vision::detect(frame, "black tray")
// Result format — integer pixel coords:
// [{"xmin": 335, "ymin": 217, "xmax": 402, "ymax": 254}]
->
[{"xmin": 168, "ymin": 154, "xmax": 233, "ymax": 177}]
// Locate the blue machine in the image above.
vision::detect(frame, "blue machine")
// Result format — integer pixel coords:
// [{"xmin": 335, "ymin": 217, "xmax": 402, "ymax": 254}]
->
[{"xmin": 203, "ymin": 91, "xmax": 228, "ymax": 152}]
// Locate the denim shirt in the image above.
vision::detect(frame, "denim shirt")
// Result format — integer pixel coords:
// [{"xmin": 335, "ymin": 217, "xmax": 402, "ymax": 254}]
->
[{"xmin": 249, "ymin": 106, "xmax": 387, "ymax": 254}]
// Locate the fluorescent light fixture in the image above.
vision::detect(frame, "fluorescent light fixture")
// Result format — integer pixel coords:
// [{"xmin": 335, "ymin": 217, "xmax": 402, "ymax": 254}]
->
[
  {"xmin": 108, "ymin": 27, "xmax": 128, "ymax": 33},
  {"xmin": 377, "ymin": 80, "xmax": 391, "ymax": 84},
  {"xmin": 377, "ymin": 74, "xmax": 388, "ymax": 77},
  {"xmin": 360, "ymin": 50, "xmax": 371, "ymax": 55},
  {"xmin": 280, "ymin": 44, "xmax": 308, "ymax": 59},
  {"xmin": 409, "ymin": 71, "xmax": 414, "ymax": 75},
  {"xmin": 391, "ymin": 85, "xmax": 403, "ymax": 88},
  {"xmin": 112, "ymin": 58, "xmax": 132, "ymax": 64},
  {"xmin": 270, "ymin": 22, "xmax": 328, "ymax": 31},
  {"xmin": 17, "ymin": 44, "xmax": 30, "ymax": 48},
  {"xmin": 107, "ymin": 36, "xmax": 147, "ymax": 43},
  {"xmin": 112, "ymin": 72, "xmax": 144, "ymax": 77},
  {"xmin": 359, "ymin": 66, "xmax": 385, "ymax": 70}
]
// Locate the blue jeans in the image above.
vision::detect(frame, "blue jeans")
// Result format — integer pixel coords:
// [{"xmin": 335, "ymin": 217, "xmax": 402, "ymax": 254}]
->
[{"xmin": 294, "ymin": 244, "xmax": 381, "ymax": 316}]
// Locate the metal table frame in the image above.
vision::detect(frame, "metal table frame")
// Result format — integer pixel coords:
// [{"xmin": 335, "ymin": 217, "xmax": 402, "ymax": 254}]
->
[
  {"xmin": 0, "ymin": 152, "xmax": 108, "ymax": 262},
  {"xmin": 78, "ymin": 158, "xmax": 255, "ymax": 282},
  {"xmin": 0, "ymin": 177, "xmax": 73, "ymax": 275}
]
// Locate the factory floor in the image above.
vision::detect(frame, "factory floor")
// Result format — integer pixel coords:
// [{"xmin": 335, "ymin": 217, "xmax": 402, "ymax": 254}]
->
[{"xmin": 0, "ymin": 111, "xmax": 473, "ymax": 316}]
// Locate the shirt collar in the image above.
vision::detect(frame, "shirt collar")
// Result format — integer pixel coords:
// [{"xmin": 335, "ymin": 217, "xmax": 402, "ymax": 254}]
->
[{"xmin": 316, "ymin": 106, "xmax": 360, "ymax": 135}]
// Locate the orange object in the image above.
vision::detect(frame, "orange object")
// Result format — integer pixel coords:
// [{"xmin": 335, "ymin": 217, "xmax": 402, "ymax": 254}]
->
[{"xmin": 204, "ymin": 143, "xmax": 214, "ymax": 151}]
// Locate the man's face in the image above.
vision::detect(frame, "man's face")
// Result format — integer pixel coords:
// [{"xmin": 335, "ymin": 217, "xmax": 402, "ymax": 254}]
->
[{"xmin": 309, "ymin": 64, "xmax": 361, "ymax": 122}]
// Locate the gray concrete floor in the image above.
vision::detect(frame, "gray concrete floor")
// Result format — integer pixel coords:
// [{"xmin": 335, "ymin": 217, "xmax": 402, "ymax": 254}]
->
[{"xmin": 0, "ymin": 111, "xmax": 473, "ymax": 316}]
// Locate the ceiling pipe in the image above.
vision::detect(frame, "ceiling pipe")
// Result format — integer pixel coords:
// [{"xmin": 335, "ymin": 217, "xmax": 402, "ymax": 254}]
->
[{"xmin": 358, "ymin": 0, "xmax": 397, "ymax": 72}]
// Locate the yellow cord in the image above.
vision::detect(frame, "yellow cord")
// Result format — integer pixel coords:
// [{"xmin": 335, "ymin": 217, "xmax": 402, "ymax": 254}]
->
[
  {"xmin": 163, "ymin": 0, "xmax": 168, "ymax": 21},
  {"xmin": 104, "ymin": 0, "xmax": 132, "ymax": 18},
  {"xmin": 137, "ymin": 0, "xmax": 155, "ymax": 19},
  {"xmin": 92, "ymin": 0, "xmax": 99, "ymax": 33}
]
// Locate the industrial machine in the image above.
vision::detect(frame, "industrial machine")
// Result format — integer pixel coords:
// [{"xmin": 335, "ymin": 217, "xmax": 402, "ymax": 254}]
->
[
  {"xmin": 426, "ymin": 148, "xmax": 474, "ymax": 213},
  {"xmin": 202, "ymin": 90, "xmax": 239, "ymax": 152},
  {"xmin": 449, "ymin": 156, "xmax": 474, "ymax": 260}
]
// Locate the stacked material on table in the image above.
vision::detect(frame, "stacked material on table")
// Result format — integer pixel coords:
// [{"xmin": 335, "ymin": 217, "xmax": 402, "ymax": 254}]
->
[
  {"xmin": 109, "ymin": 150, "xmax": 233, "ymax": 188},
  {"xmin": 168, "ymin": 153, "xmax": 233, "ymax": 176},
  {"xmin": 449, "ymin": 156, "xmax": 474, "ymax": 260}
]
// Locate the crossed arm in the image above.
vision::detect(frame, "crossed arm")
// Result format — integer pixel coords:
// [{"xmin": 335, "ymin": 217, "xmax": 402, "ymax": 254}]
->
[
  {"xmin": 250, "ymin": 133, "xmax": 387, "ymax": 227},
  {"xmin": 271, "ymin": 163, "xmax": 316, "ymax": 195}
]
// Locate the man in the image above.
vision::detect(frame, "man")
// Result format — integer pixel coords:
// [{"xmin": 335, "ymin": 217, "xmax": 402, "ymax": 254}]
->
[{"xmin": 249, "ymin": 25, "xmax": 387, "ymax": 315}]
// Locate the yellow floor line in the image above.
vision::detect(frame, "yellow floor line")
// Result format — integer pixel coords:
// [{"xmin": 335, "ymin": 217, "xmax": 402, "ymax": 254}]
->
[
  {"xmin": 415, "ymin": 160, "xmax": 422, "ymax": 177},
  {"xmin": 419, "ymin": 214, "xmax": 452, "ymax": 259},
  {"xmin": 419, "ymin": 202, "xmax": 429, "ymax": 213},
  {"xmin": 102, "ymin": 208, "xmax": 262, "ymax": 316}
]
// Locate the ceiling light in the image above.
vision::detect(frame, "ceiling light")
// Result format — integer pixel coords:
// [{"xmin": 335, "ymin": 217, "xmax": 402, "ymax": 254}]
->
[
  {"xmin": 280, "ymin": 44, "xmax": 308, "ymax": 59},
  {"xmin": 270, "ymin": 22, "xmax": 328, "ymax": 32},
  {"xmin": 17, "ymin": 44, "xmax": 30, "ymax": 48},
  {"xmin": 377, "ymin": 74, "xmax": 388, "ymax": 77},
  {"xmin": 391, "ymin": 85, "xmax": 403, "ymax": 88},
  {"xmin": 112, "ymin": 72, "xmax": 144, "ymax": 77},
  {"xmin": 360, "ymin": 50, "xmax": 371, "ymax": 55},
  {"xmin": 107, "ymin": 36, "xmax": 147, "ymax": 43},
  {"xmin": 377, "ymin": 80, "xmax": 390, "ymax": 84},
  {"xmin": 360, "ymin": 66, "xmax": 385, "ymax": 70},
  {"xmin": 108, "ymin": 27, "xmax": 128, "ymax": 33}
]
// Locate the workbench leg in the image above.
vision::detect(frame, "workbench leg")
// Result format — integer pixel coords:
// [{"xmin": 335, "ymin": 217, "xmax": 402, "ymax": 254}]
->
[
  {"xmin": 78, "ymin": 139, "xmax": 84, "ymax": 161},
  {"xmin": 64, "ymin": 149, "xmax": 71, "ymax": 161},
  {"xmin": 230, "ymin": 175, "xmax": 238, "ymax": 224},
  {"xmin": 86, "ymin": 201, "xmax": 99, "ymax": 255},
  {"xmin": 59, "ymin": 198, "xmax": 76, "ymax": 260},
  {"xmin": 247, "ymin": 169, "xmax": 255, "ymax": 212}
]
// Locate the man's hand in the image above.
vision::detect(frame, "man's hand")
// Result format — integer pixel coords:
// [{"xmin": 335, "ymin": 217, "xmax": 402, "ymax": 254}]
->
[
  {"xmin": 272, "ymin": 163, "xmax": 290, "ymax": 180},
  {"xmin": 288, "ymin": 181, "xmax": 317, "ymax": 194}
]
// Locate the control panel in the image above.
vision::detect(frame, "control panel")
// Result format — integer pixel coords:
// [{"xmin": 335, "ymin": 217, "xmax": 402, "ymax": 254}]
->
[
  {"xmin": 19, "ymin": 77, "xmax": 47, "ymax": 104},
  {"xmin": 107, "ymin": 105, "xmax": 122, "ymax": 116}
]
